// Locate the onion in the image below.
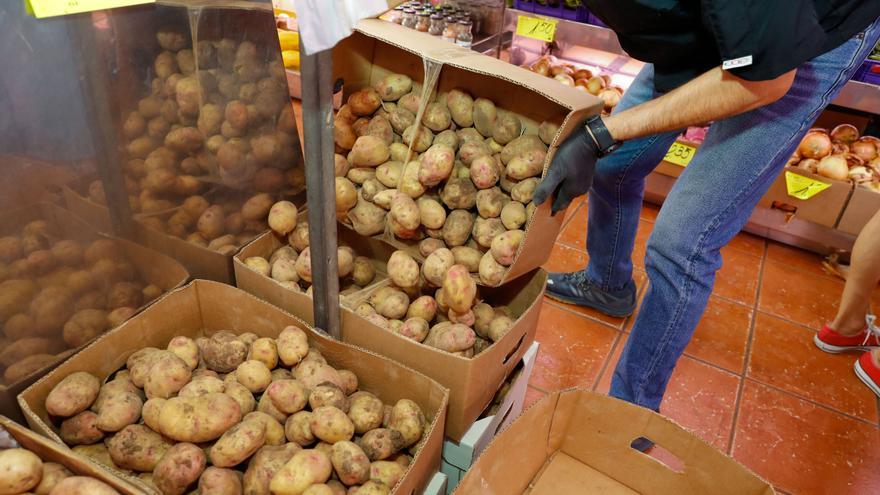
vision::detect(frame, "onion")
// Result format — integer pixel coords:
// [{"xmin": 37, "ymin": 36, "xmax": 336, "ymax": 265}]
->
[
  {"xmin": 600, "ymin": 74, "xmax": 612, "ymax": 85},
  {"xmin": 830, "ymin": 124, "xmax": 860, "ymax": 144},
  {"xmin": 832, "ymin": 142, "xmax": 849, "ymax": 155},
  {"xmin": 574, "ymin": 78, "xmax": 590, "ymax": 88},
  {"xmin": 851, "ymin": 138, "xmax": 879, "ymax": 162},
  {"xmin": 585, "ymin": 76, "xmax": 606, "ymax": 95},
  {"xmin": 797, "ymin": 131, "xmax": 832, "ymax": 159},
  {"xmin": 848, "ymin": 165, "xmax": 873, "ymax": 183},
  {"xmin": 797, "ymin": 158, "xmax": 819, "ymax": 174},
  {"xmin": 573, "ymin": 69, "xmax": 593, "ymax": 80},
  {"xmin": 786, "ymin": 153, "xmax": 800, "ymax": 167},
  {"xmin": 868, "ymin": 156, "xmax": 880, "ymax": 175},
  {"xmin": 554, "ymin": 74, "xmax": 575, "ymax": 86},
  {"xmin": 549, "ymin": 65, "xmax": 570, "ymax": 77},
  {"xmin": 598, "ymin": 88, "xmax": 621, "ymax": 112},
  {"xmin": 816, "ymin": 154, "xmax": 849, "ymax": 180},
  {"xmin": 846, "ymin": 154, "xmax": 865, "ymax": 168},
  {"xmin": 572, "ymin": 85, "xmax": 589, "ymax": 93},
  {"xmin": 531, "ymin": 60, "xmax": 550, "ymax": 77}
]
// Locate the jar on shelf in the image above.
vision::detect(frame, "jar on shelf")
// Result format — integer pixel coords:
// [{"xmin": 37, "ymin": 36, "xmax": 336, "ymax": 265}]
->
[
  {"xmin": 402, "ymin": 8, "xmax": 417, "ymax": 29},
  {"xmin": 428, "ymin": 13, "xmax": 445, "ymax": 36},
  {"xmin": 415, "ymin": 11, "xmax": 431, "ymax": 32},
  {"xmin": 455, "ymin": 19, "xmax": 473, "ymax": 49},
  {"xmin": 390, "ymin": 6, "xmax": 405, "ymax": 24},
  {"xmin": 441, "ymin": 16, "xmax": 459, "ymax": 42}
]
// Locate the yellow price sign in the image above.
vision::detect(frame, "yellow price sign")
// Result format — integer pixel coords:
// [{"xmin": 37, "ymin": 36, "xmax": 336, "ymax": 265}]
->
[
  {"xmin": 664, "ymin": 141, "xmax": 697, "ymax": 167},
  {"xmin": 25, "ymin": 0, "xmax": 154, "ymax": 18},
  {"xmin": 784, "ymin": 171, "xmax": 831, "ymax": 200},
  {"xmin": 516, "ymin": 15, "xmax": 558, "ymax": 43}
]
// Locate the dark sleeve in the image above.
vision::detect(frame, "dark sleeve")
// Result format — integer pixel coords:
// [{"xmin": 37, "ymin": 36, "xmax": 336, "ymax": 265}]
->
[{"xmin": 701, "ymin": 0, "xmax": 827, "ymax": 81}]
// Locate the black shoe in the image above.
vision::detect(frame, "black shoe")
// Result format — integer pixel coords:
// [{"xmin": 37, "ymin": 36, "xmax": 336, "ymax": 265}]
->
[{"xmin": 545, "ymin": 271, "xmax": 637, "ymax": 318}]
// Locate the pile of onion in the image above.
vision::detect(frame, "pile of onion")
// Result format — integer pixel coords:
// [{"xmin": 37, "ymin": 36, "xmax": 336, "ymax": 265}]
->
[
  {"xmin": 524, "ymin": 58, "xmax": 624, "ymax": 113},
  {"xmin": 790, "ymin": 124, "xmax": 880, "ymax": 187}
]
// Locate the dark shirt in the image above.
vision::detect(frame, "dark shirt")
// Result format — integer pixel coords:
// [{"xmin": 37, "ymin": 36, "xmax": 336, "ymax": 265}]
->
[{"xmin": 586, "ymin": 0, "xmax": 880, "ymax": 91}]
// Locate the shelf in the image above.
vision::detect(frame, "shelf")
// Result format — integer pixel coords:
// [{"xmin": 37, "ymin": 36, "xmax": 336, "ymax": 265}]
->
[{"xmin": 832, "ymin": 80, "xmax": 880, "ymax": 114}]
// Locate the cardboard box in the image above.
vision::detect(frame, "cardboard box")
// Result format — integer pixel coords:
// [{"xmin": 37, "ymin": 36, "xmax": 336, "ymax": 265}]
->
[
  {"xmin": 0, "ymin": 415, "xmax": 141, "ymax": 494},
  {"xmin": 62, "ymin": 175, "xmax": 114, "ymax": 234},
  {"xmin": 757, "ymin": 166, "xmax": 853, "ymax": 228},
  {"xmin": 423, "ymin": 472, "xmax": 449, "ymax": 495},
  {"xmin": 19, "ymin": 281, "xmax": 449, "ymax": 495},
  {"xmin": 455, "ymin": 390, "xmax": 774, "ymax": 495},
  {"xmin": 334, "ymin": 19, "xmax": 601, "ymax": 286},
  {"xmin": 0, "ymin": 203, "xmax": 188, "ymax": 421},
  {"xmin": 654, "ymin": 139, "xmax": 700, "ymax": 179},
  {"xmin": 442, "ymin": 342, "xmax": 539, "ymax": 494},
  {"xmin": 837, "ymin": 184, "xmax": 880, "ymax": 236}
]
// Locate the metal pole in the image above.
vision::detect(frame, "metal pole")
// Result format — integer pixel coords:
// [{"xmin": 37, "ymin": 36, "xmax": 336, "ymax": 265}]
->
[{"xmin": 299, "ymin": 42, "xmax": 341, "ymax": 339}]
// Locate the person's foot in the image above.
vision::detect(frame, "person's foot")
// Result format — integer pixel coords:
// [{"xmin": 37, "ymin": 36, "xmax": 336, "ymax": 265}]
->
[
  {"xmin": 854, "ymin": 351, "xmax": 880, "ymax": 398},
  {"xmin": 545, "ymin": 270, "xmax": 637, "ymax": 317},
  {"xmin": 813, "ymin": 315, "xmax": 880, "ymax": 353}
]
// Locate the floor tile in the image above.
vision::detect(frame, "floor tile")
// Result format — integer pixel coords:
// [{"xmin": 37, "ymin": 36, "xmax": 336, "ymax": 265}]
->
[
  {"xmin": 595, "ymin": 333, "xmax": 626, "ymax": 394},
  {"xmin": 640, "ymin": 202, "xmax": 660, "ymax": 222},
  {"xmin": 685, "ymin": 296, "xmax": 752, "ymax": 374},
  {"xmin": 727, "ymin": 231, "xmax": 766, "ymax": 258},
  {"xmin": 542, "ymin": 242, "xmax": 588, "ymax": 274},
  {"xmin": 747, "ymin": 313, "xmax": 878, "ymax": 422},
  {"xmin": 557, "ymin": 202, "xmax": 588, "ymax": 250},
  {"xmin": 766, "ymin": 241, "xmax": 828, "ymax": 278},
  {"xmin": 530, "ymin": 303, "xmax": 619, "ymax": 392},
  {"xmin": 714, "ymin": 247, "xmax": 762, "ymax": 306},
  {"xmin": 732, "ymin": 381, "xmax": 880, "ymax": 495},
  {"xmin": 758, "ymin": 261, "xmax": 844, "ymax": 329}
]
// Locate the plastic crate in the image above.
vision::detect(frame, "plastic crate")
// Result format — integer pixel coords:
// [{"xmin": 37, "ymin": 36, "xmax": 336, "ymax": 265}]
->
[
  {"xmin": 853, "ymin": 59, "xmax": 880, "ymax": 85},
  {"xmin": 513, "ymin": 0, "xmax": 589, "ymax": 23}
]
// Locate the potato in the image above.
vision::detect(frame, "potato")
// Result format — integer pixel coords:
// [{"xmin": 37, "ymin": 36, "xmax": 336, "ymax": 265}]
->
[
  {"xmin": 365, "ymin": 115, "xmax": 394, "ymax": 145},
  {"xmin": 479, "ymin": 251, "xmax": 506, "ymax": 286},
  {"xmin": 396, "ymin": 161, "xmax": 425, "ymax": 199},
  {"xmin": 538, "ymin": 119, "xmax": 561, "ymax": 145},
  {"xmin": 263, "ymin": 379, "xmax": 307, "ymax": 416},
  {"xmin": 346, "ymin": 167, "xmax": 376, "ymax": 186},
  {"xmin": 506, "ymin": 149, "xmax": 548, "ymax": 181},
  {"xmin": 394, "ymin": 317, "xmax": 429, "ymax": 343},
  {"xmin": 163, "ymin": 336, "xmax": 198, "ymax": 371},
  {"xmin": 472, "ymin": 303, "xmax": 495, "ymax": 339},
  {"xmin": 210, "ymin": 418, "xmax": 267, "ymax": 468},
  {"xmin": 294, "ymin": 361, "xmax": 344, "ymax": 392},
  {"xmin": 244, "ymin": 444, "xmax": 300, "ymax": 495},
  {"xmin": 266, "ymin": 201, "xmax": 299, "ymax": 236},
  {"xmin": 123, "ymin": 111, "xmax": 146, "ymax": 139},
  {"xmin": 327, "ymin": 441, "xmax": 370, "ymax": 487},
  {"xmin": 469, "ymin": 155, "xmax": 500, "ymax": 189},
  {"xmin": 424, "ymin": 323, "xmax": 476, "ymax": 353},
  {"xmin": 370, "ymin": 461, "xmax": 405, "ymax": 489},
  {"xmin": 284, "ymin": 411, "xmax": 315, "ymax": 447},
  {"xmin": 71, "ymin": 443, "xmax": 112, "ymax": 468},
  {"xmin": 197, "ymin": 205, "xmax": 226, "ymax": 239},
  {"xmin": 492, "ymin": 111, "xmax": 523, "ymax": 145},
  {"xmin": 402, "ymin": 125, "xmax": 433, "ymax": 153},
  {"xmin": 440, "ymin": 178, "xmax": 477, "ymax": 210},
  {"xmin": 448, "ymin": 307, "xmax": 475, "ymax": 326},
  {"xmin": 488, "ymin": 315, "xmax": 515, "ymax": 342},
  {"xmin": 350, "ymin": 257, "xmax": 376, "ymax": 287},
  {"xmin": 501, "ymin": 134, "xmax": 547, "ymax": 165},
  {"xmin": 107, "ymin": 424, "xmax": 172, "ymax": 471},
  {"xmin": 288, "ymin": 221, "xmax": 311, "ymax": 253},
  {"xmin": 473, "ymin": 217, "xmax": 505, "ymax": 249},
  {"xmin": 471, "ymin": 98, "xmax": 498, "ymax": 137},
  {"xmin": 165, "ymin": 127, "xmax": 204, "ymax": 154},
  {"xmin": 141, "ymin": 352, "xmax": 190, "ymax": 401},
  {"xmin": 107, "ymin": 282, "xmax": 142, "ymax": 310},
  {"xmin": 415, "ymin": 238, "xmax": 442, "ymax": 258},
  {"xmin": 375, "ymin": 74, "xmax": 412, "ymax": 101},
  {"xmin": 198, "ymin": 467, "xmax": 243, "ymax": 495},
  {"xmin": 419, "ymin": 248, "xmax": 452, "ymax": 287},
  {"xmin": 236, "ymin": 360, "xmax": 272, "ymax": 393},
  {"xmin": 278, "ymin": 325, "xmax": 309, "ymax": 367},
  {"xmin": 417, "ymin": 144, "xmax": 455, "ymax": 186},
  {"xmin": 29, "ymin": 288, "xmax": 76, "ymax": 335},
  {"xmin": 308, "ymin": 384, "xmax": 347, "ymax": 414},
  {"xmin": 401, "ymin": 296, "xmax": 435, "ymax": 323},
  {"xmin": 158, "ymin": 393, "xmax": 243, "ymax": 442},
  {"xmin": 441, "ymin": 209, "xmax": 474, "ymax": 247},
  {"xmin": 334, "ymin": 119, "xmax": 357, "ymax": 151},
  {"xmin": 309, "ymin": 406, "xmax": 355, "ymax": 444},
  {"xmin": 202, "ymin": 332, "xmax": 249, "ymax": 373},
  {"xmin": 48, "ymin": 240, "xmax": 82, "ymax": 267},
  {"xmin": 61, "ymin": 309, "xmax": 109, "ymax": 348},
  {"xmin": 269, "ymin": 449, "xmax": 332, "ymax": 494},
  {"xmin": 226, "ymin": 381, "xmax": 257, "ymax": 416},
  {"xmin": 441, "ymin": 265, "xmax": 476, "ymax": 314},
  {"xmin": 456, "ymin": 141, "xmax": 489, "ymax": 168},
  {"xmin": 511, "ymin": 177, "xmax": 540, "ymax": 203},
  {"xmin": 34, "ymin": 462, "xmax": 72, "ymax": 495},
  {"xmin": 431, "ymin": 131, "xmax": 457, "ymax": 152},
  {"xmin": 387, "ymin": 194, "xmax": 419, "ymax": 233},
  {"xmin": 45, "ymin": 372, "xmax": 99, "ymax": 418},
  {"xmin": 178, "ymin": 375, "xmax": 224, "ymax": 398},
  {"xmin": 348, "ymin": 136, "xmax": 390, "ymax": 168},
  {"xmin": 153, "ymin": 443, "xmax": 206, "ymax": 495},
  {"xmin": 490, "ymin": 229, "xmax": 524, "ymax": 266},
  {"xmin": 446, "ymin": 89, "xmax": 474, "ymax": 128},
  {"xmin": 95, "ymin": 389, "xmax": 142, "ymax": 432},
  {"xmin": 343, "ymin": 395, "xmax": 382, "ymax": 438},
  {"xmin": 349, "ymin": 89, "xmax": 382, "ymax": 116},
  {"xmin": 358, "ymin": 429, "xmax": 405, "ymax": 461},
  {"xmin": 369, "ymin": 287, "xmax": 409, "ymax": 320},
  {"xmin": 500, "ymin": 201, "xmax": 528, "ymax": 230},
  {"xmin": 242, "ymin": 193, "xmax": 274, "ymax": 222},
  {"xmin": 59, "ymin": 411, "xmax": 104, "ymax": 446},
  {"xmin": 4, "ymin": 354, "xmax": 57, "ymax": 384},
  {"xmin": 48, "ymin": 476, "xmax": 118, "ymax": 495},
  {"xmin": 421, "ymin": 102, "xmax": 451, "ymax": 132},
  {"xmin": 373, "ymin": 161, "xmax": 402, "ymax": 189},
  {"xmin": 348, "ymin": 196, "xmax": 387, "ymax": 236},
  {"xmin": 331, "ymin": 177, "xmax": 358, "ymax": 215},
  {"xmin": 243, "ymin": 338, "xmax": 277, "ymax": 370}
]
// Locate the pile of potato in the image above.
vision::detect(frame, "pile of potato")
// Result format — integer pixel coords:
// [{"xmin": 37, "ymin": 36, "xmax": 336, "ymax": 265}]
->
[
  {"xmin": 0, "ymin": 435, "xmax": 119, "ymax": 494},
  {"xmin": 45, "ymin": 326, "xmax": 427, "ymax": 494},
  {"xmin": 0, "ymin": 221, "xmax": 161, "ymax": 385},
  {"xmin": 333, "ymin": 73, "xmax": 559, "ymax": 286},
  {"xmin": 354, "ymin": 248, "xmax": 516, "ymax": 358},
  {"xmin": 96, "ymin": 25, "xmax": 304, "ymax": 250}
]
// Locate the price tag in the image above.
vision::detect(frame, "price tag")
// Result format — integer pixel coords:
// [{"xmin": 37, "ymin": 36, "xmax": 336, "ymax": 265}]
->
[
  {"xmin": 516, "ymin": 15, "xmax": 558, "ymax": 43},
  {"xmin": 784, "ymin": 171, "xmax": 831, "ymax": 200},
  {"xmin": 25, "ymin": 0, "xmax": 154, "ymax": 18},
  {"xmin": 663, "ymin": 142, "xmax": 697, "ymax": 167}
]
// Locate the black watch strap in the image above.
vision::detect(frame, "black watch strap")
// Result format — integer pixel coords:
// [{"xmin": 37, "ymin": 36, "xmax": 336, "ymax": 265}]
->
[{"xmin": 584, "ymin": 115, "xmax": 621, "ymax": 156}]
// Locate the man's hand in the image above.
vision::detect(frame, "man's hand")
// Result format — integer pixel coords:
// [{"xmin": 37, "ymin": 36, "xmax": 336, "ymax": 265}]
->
[{"xmin": 533, "ymin": 126, "xmax": 599, "ymax": 215}]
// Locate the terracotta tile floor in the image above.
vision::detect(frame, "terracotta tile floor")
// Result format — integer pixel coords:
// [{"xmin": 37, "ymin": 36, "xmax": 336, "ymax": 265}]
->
[{"xmin": 529, "ymin": 200, "xmax": 880, "ymax": 495}]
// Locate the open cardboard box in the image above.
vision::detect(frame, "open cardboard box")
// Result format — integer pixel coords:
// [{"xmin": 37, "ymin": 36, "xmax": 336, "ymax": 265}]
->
[
  {"xmin": 0, "ymin": 203, "xmax": 188, "ymax": 421},
  {"xmin": 19, "ymin": 280, "xmax": 448, "ymax": 495},
  {"xmin": 757, "ymin": 166, "xmax": 853, "ymax": 228},
  {"xmin": 837, "ymin": 184, "xmax": 880, "ymax": 236},
  {"xmin": 333, "ymin": 19, "xmax": 601, "ymax": 286},
  {"xmin": 455, "ymin": 390, "xmax": 774, "ymax": 495},
  {"xmin": 0, "ymin": 415, "xmax": 141, "ymax": 494}
]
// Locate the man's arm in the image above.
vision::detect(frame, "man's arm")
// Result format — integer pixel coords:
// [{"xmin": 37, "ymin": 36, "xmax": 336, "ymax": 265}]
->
[{"xmin": 603, "ymin": 66, "xmax": 796, "ymax": 141}]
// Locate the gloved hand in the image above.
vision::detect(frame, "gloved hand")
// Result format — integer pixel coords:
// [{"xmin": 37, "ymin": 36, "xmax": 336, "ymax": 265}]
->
[{"xmin": 533, "ymin": 124, "xmax": 599, "ymax": 215}]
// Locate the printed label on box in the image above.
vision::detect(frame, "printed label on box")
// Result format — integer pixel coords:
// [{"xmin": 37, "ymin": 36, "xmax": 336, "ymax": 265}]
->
[
  {"xmin": 664, "ymin": 141, "xmax": 697, "ymax": 167},
  {"xmin": 516, "ymin": 15, "xmax": 558, "ymax": 43},
  {"xmin": 26, "ymin": 0, "xmax": 154, "ymax": 18},
  {"xmin": 784, "ymin": 171, "xmax": 831, "ymax": 200}
]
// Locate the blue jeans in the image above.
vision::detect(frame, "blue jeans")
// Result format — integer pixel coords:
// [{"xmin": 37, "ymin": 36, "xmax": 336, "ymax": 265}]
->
[{"xmin": 580, "ymin": 19, "xmax": 880, "ymax": 411}]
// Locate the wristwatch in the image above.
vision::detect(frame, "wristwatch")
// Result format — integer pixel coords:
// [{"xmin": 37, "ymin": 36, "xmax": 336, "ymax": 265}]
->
[{"xmin": 584, "ymin": 115, "xmax": 622, "ymax": 156}]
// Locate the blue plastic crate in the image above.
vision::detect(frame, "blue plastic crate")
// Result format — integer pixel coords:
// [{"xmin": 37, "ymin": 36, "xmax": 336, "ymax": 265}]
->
[
  {"xmin": 513, "ymin": 0, "xmax": 589, "ymax": 23},
  {"xmin": 853, "ymin": 59, "xmax": 880, "ymax": 86}
]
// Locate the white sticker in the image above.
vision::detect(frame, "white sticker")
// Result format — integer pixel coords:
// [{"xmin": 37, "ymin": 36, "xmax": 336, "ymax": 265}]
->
[{"xmin": 722, "ymin": 55, "xmax": 753, "ymax": 70}]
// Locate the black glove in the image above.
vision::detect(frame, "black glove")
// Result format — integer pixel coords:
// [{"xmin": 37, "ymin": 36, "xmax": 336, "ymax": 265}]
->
[{"xmin": 533, "ymin": 125, "xmax": 599, "ymax": 215}]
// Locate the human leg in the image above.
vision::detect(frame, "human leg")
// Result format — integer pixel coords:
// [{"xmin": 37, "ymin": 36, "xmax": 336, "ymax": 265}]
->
[
  {"xmin": 831, "ymin": 209, "xmax": 880, "ymax": 334},
  {"xmin": 610, "ymin": 22, "xmax": 880, "ymax": 410}
]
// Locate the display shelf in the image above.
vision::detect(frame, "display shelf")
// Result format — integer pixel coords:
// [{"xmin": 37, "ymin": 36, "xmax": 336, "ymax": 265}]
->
[{"xmin": 833, "ymin": 80, "xmax": 880, "ymax": 114}]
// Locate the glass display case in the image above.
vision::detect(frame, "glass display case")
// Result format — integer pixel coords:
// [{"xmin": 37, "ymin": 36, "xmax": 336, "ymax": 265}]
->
[{"xmin": 0, "ymin": 0, "xmax": 304, "ymax": 418}]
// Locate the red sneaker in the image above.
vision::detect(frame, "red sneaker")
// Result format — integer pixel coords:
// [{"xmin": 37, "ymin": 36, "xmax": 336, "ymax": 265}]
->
[
  {"xmin": 854, "ymin": 352, "xmax": 880, "ymax": 398},
  {"xmin": 813, "ymin": 316, "xmax": 880, "ymax": 353}
]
